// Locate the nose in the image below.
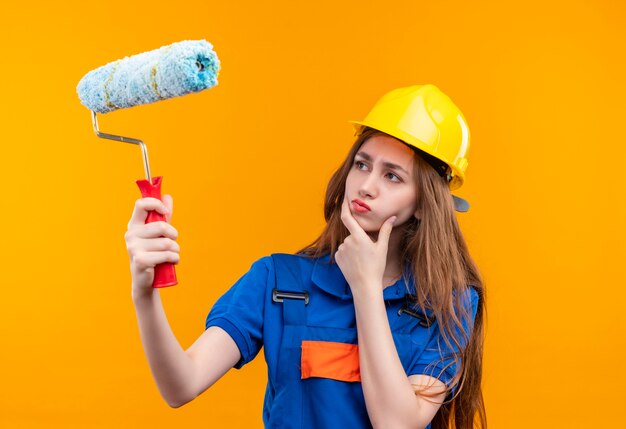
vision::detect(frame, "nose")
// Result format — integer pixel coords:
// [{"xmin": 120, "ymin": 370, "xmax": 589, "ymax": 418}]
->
[{"xmin": 358, "ymin": 172, "xmax": 378, "ymax": 199}]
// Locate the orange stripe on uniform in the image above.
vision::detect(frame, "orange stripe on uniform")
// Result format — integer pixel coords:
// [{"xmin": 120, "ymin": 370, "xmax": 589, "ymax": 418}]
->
[{"xmin": 301, "ymin": 340, "xmax": 361, "ymax": 382}]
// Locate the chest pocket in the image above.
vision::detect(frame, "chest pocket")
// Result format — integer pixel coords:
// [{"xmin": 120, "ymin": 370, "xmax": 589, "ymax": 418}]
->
[{"xmin": 296, "ymin": 292, "xmax": 421, "ymax": 383}]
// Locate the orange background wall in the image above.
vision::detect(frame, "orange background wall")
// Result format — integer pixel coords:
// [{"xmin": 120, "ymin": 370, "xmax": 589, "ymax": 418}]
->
[{"xmin": 1, "ymin": 1, "xmax": 624, "ymax": 427}]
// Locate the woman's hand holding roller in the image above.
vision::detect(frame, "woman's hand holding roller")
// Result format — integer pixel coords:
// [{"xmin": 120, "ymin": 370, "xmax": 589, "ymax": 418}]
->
[{"xmin": 125, "ymin": 195, "xmax": 179, "ymax": 296}]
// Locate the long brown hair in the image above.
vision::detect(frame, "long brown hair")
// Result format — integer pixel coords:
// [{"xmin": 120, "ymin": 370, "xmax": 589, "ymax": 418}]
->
[{"xmin": 295, "ymin": 127, "xmax": 487, "ymax": 428}]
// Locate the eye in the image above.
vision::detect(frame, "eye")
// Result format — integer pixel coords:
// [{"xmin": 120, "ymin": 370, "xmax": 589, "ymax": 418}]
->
[
  {"xmin": 386, "ymin": 172, "xmax": 402, "ymax": 183},
  {"xmin": 354, "ymin": 160, "xmax": 402, "ymax": 183},
  {"xmin": 354, "ymin": 160, "xmax": 367, "ymax": 170}
]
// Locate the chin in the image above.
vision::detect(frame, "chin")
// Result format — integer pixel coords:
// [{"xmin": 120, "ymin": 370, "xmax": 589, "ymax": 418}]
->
[
  {"xmin": 356, "ymin": 219, "xmax": 382, "ymax": 232},
  {"xmin": 359, "ymin": 217, "xmax": 405, "ymax": 233}
]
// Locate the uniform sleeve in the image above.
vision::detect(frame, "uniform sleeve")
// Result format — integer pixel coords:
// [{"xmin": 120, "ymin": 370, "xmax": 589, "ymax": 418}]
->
[
  {"xmin": 407, "ymin": 286, "xmax": 479, "ymax": 394},
  {"xmin": 204, "ymin": 256, "xmax": 272, "ymax": 369}
]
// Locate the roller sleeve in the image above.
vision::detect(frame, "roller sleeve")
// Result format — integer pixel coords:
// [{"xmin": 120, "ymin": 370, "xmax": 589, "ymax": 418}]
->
[{"xmin": 76, "ymin": 39, "xmax": 220, "ymax": 114}]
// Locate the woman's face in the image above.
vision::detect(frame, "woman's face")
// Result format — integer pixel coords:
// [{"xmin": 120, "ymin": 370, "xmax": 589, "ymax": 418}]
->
[{"xmin": 345, "ymin": 133, "xmax": 418, "ymax": 233}]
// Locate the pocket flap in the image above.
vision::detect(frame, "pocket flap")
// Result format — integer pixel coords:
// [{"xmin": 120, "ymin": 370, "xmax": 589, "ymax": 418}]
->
[{"xmin": 301, "ymin": 340, "xmax": 361, "ymax": 382}]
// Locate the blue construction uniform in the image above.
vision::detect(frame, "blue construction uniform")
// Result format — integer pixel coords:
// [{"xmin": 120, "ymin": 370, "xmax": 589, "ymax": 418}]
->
[{"xmin": 205, "ymin": 252, "xmax": 479, "ymax": 428}]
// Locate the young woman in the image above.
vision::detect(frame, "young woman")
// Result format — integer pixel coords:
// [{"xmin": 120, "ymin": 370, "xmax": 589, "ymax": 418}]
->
[{"xmin": 125, "ymin": 84, "xmax": 487, "ymax": 429}]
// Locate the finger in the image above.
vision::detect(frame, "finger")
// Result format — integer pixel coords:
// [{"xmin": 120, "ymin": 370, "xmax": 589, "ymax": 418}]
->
[
  {"xmin": 143, "ymin": 236, "xmax": 181, "ymax": 253},
  {"xmin": 340, "ymin": 195, "xmax": 369, "ymax": 241},
  {"xmin": 132, "ymin": 250, "xmax": 180, "ymax": 270},
  {"xmin": 134, "ymin": 221, "xmax": 179, "ymax": 240},
  {"xmin": 128, "ymin": 197, "xmax": 169, "ymax": 229},
  {"xmin": 377, "ymin": 215, "xmax": 397, "ymax": 248}
]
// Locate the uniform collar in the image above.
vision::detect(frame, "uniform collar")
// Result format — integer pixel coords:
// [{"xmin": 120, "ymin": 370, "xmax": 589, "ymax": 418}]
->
[{"xmin": 311, "ymin": 253, "xmax": 416, "ymax": 300}]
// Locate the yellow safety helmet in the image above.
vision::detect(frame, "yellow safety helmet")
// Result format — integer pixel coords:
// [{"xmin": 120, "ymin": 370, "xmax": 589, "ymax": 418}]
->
[{"xmin": 349, "ymin": 84, "xmax": 471, "ymax": 212}]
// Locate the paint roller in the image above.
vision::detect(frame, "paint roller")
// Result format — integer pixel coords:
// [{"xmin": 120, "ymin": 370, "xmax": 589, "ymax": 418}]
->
[{"xmin": 76, "ymin": 39, "xmax": 221, "ymax": 288}]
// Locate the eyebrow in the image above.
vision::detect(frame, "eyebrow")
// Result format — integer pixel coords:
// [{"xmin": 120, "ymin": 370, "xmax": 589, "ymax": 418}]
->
[{"xmin": 355, "ymin": 151, "xmax": 410, "ymax": 176}]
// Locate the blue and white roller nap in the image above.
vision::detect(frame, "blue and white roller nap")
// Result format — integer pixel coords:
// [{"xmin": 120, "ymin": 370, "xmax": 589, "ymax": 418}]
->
[{"xmin": 76, "ymin": 39, "xmax": 220, "ymax": 114}]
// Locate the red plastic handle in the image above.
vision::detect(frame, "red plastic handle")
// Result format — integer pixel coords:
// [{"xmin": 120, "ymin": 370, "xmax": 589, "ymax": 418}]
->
[{"xmin": 135, "ymin": 176, "xmax": 178, "ymax": 288}]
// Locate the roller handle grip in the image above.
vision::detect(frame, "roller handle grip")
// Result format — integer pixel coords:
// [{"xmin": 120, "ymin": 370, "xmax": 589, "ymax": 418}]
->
[{"xmin": 135, "ymin": 176, "xmax": 178, "ymax": 288}]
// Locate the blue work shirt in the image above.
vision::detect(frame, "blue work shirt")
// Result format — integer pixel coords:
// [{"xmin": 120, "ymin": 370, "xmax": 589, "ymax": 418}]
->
[{"xmin": 205, "ymin": 252, "xmax": 479, "ymax": 428}]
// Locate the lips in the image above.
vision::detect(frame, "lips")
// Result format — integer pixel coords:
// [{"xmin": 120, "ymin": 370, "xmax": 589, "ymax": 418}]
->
[{"xmin": 352, "ymin": 199, "xmax": 371, "ymax": 210}]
